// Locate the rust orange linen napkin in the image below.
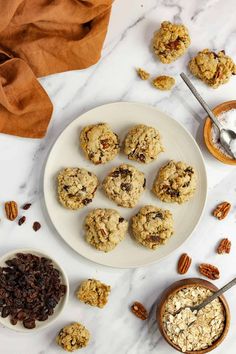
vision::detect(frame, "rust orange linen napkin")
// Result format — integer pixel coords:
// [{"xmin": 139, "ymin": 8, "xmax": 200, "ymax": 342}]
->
[{"xmin": 0, "ymin": 0, "xmax": 112, "ymax": 138}]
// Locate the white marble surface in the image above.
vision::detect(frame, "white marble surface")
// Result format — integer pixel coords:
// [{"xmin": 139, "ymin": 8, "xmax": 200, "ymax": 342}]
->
[{"xmin": 0, "ymin": 0, "xmax": 236, "ymax": 353}]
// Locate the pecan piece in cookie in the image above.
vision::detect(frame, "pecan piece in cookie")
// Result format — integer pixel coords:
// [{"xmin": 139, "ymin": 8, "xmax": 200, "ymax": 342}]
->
[
  {"xmin": 199, "ymin": 263, "xmax": 220, "ymax": 280},
  {"xmin": 217, "ymin": 238, "xmax": 231, "ymax": 254},
  {"xmin": 131, "ymin": 301, "xmax": 148, "ymax": 320},
  {"xmin": 213, "ymin": 201, "xmax": 231, "ymax": 220},
  {"xmin": 5, "ymin": 201, "xmax": 18, "ymax": 221}
]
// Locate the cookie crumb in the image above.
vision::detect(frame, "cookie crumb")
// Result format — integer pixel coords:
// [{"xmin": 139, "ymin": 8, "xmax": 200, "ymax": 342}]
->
[
  {"xmin": 137, "ymin": 68, "xmax": 150, "ymax": 80},
  {"xmin": 152, "ymin": 75, "xmax": 175, "ymax": 90},
  {"xmin": 76, "ymin": 279, "xmax": 111, "ymax": 308}
]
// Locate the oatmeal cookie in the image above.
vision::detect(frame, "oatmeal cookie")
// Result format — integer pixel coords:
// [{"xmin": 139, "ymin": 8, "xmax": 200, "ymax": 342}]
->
[
  {"xmin": 57, "ymin": 168, "xmax": 98, "ymax": 210},
  {"xmin": 131, "ymin": 205, "xmax": 174, "ymax": 249},
  {"xmin": 80, "ymin": 123, "xmax": 120, "ymax": 164},
  {"xmin": 189, "ymin": 49, "xmax": 236, "ymax": 88},
  {"xmin": 102, "ymin": 164, "xmax": 146, "ymax": 208},
  {"xmin": 56, "ymin": 323, "xmax": 90, "ymax": 351},
  {"xmin": 137, "ymin": 68, "xmax": 150, "ymax": 80},
  {"xmin": 85, "ymin": 208, "xmax": 128, "ymax": 252},
  {"xmin": 124, "ymin": 124, "xmax": 164, "ymax": 163},
  {"xmin": 152, "ymin": 75, "xmax": 175, "ymax": 90},
  {"xmin": 152, "ymin": 21, "xmax": 190, "ymax": 64},
  {"xmin": 152, "ymin": 160, "xmax": 197, "ymax": 204},
  {"xmin": 76, "ymin": 279, "xmax": 111, "ymax": 308}
]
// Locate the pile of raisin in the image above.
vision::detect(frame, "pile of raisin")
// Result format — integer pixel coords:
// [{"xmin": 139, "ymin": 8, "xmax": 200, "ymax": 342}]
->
[{"xmin": 0, "ymin": 253, "xmax": 67, "ymax": 329}]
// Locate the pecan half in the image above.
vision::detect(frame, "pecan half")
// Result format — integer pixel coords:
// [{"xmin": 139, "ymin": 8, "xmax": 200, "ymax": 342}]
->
[
  {"xmin": 213, "ymin": 202, "xmax": 231, "ymax": 220},
  {"xmin": 5, "ymin": 201, "xmax": 18, "ymax": 221},
  {"xmin": 131, "ymin": 301, "xmax": 148, "ymax": 320},
  {"xmin": 217, "ymin": 238, "xmax": 231, "ymax": 254},
  {"xmin": 177, "ymin": 253, "xmax": 192, "ymax": 274},
  {"xmin": 199, "ymin": 263, "xmax": 220, "ymax": 280}
]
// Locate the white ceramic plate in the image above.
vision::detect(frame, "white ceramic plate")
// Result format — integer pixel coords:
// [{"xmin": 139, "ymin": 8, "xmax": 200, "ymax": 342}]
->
[
  {"xmin": 0, "ymin": 248, "xmax": 69, "ymax": 332},
  {"xmin": 44, "ymin": 102, "xmax": 207, "ymax": 268}
]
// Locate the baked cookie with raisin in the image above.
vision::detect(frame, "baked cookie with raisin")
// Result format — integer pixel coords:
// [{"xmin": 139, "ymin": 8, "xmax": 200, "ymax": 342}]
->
[
  {"xmin": 80, "ymin": 123, "xmax": 120, "ymax": 164},
  {"xmin": 152, "ymin": 160, "xmax": 197, "ymax": 204},
  {"xmin": 102, "ymin": 164, "xmax": 146, "ymax": 208}
]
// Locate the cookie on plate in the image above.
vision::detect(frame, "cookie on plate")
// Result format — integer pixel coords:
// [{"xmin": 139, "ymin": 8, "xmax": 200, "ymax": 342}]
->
[
  {"xmin": 85, "ymin": 208, "xmax": 128, "ymax": 252},
  {"xmin": 152, "ymin": 21, "xmax": 190, "ymax": 64},
  {"xmin": 131, "ymin": 205, "xmax": 174, "ymax": 249},
  {"xmin": 76, "ymin": 279, "xmax": 111, "ymax": 308},
  {"xmin": 57, "ymin": 168, "xmax": 98, "ymax": 210},
  {"xmin": 189, "ymin": 49, "xmax": 236, "ymax": 88},
  {"xmin": 80, "ymin": 123, "xmax": 120, "ymax": 164},
  {"xmin": 102, "ymin": 164, "xmax": 146, "ymax": 208},
  {"xmin": 152, "ymin": 160, "xmax": 197, "ymax": 204},
  {"xmin": 123, "ymin": 124, "xmax": 164, "ymax": 163}
]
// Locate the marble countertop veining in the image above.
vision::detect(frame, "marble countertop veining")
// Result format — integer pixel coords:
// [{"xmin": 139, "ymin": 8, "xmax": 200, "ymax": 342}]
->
[{"xmin": 0, "ymin": 0, "xmax": 236, "ymax": 353}]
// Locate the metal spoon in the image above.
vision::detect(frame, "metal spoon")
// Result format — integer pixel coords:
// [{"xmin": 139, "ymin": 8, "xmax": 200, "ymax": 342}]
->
[
  {"xmin": 180, "ymin": 72, "xmax": 236, "ymax": 159},
  {"xmin": 175, "ymin": 277, "xmax": 236, "ymax": 315}
]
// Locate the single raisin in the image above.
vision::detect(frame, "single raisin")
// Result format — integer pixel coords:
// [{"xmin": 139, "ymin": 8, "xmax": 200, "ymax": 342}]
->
[
  {"xmin": 18, "ymin": 216, "xmax": 26, "ymax": 226},
  {"xmin": 33, "ymin": 222, "xmax": 41, "ymax": 232},
  {"xmin": 22, "ymin": 203, "xmax": 31, "ymax": 210}
]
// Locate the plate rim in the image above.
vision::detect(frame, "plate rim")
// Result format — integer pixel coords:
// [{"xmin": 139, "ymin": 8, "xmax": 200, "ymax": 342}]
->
[{"xmin": 43, "ymin": 101, "xmax": 208, "ymax": 269}]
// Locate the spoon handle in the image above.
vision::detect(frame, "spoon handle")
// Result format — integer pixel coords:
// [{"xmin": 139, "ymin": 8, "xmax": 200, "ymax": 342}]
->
[
  {"xmin": 194, "ymin": 277, "xmax": 236, "ymax": 312},
  {"xmin": 180, "ymin": 72, "xmax": 223, "ymax": 131}
]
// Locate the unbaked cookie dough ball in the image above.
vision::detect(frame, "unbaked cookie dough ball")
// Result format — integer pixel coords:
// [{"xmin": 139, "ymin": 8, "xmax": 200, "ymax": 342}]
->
[
  {"xmin": 102, "ymin": 164, "xmax": 146, "ymax": 208},
  {"xmin": 152, "ymin": 160, "xmax": 197, "ymax": 204},
  {"xmin": 131, "ymin": 205, "xmax": 174, "ymax": 249},
  {"xmin": 85, "ymin": 208, "xmax": 128, "ymax": 252},
  {"xmin": 80, "ymin": 123, "xmax": 120, "ymax": 164},
  {"xmin": 189, "ymin": 49, "xmax": 236, "ymax": 88},
  {"xmin": 152, "ymin": 21, "xmax": 190, "ymax": 64},
  {"xmin": 124, "ymin": 124, "xmax": 164, "ymax": 163},
  {"xmin": 57, "ymin": 168, "xmax": 98, "ymax": 210},
  {"xmin": 76, "ymin": 279, "xmax": 111, "ymax": 308},
  {"xmin": 56, "ymin": 323, "xmax": 90, "ymax": 351}
]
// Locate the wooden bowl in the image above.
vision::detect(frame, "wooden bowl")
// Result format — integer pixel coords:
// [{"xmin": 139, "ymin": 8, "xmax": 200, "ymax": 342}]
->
[
  {"xmin": 156, "ymin": 278, "xmax": 230, "ymax": 354},
  {"xmin": 204, "ymin": 100, "xmax": 236, "ymax": 165}
]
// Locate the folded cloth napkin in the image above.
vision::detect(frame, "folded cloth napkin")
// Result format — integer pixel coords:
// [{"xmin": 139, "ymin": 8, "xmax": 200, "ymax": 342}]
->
[{"xmin": 0, "ymin": 0, "xmax": 112, "ymax": 138}]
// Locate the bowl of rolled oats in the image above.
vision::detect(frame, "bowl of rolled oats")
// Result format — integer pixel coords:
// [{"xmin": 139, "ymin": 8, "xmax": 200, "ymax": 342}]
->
[{"xmin": 157, "ymin": 278, "xmax": 230, "ymax": 353}]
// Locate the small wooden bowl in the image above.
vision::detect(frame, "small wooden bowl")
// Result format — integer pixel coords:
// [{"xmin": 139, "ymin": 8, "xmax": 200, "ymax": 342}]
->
[
  {"xmin": 204, "ymin": 100, "xmax": 236, "ymax": 165},
  {"xmin": 156, "ymin": 278, "xmax": 230, "ymax": 354}
]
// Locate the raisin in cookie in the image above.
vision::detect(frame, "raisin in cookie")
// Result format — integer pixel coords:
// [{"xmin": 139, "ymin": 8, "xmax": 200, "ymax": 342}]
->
[
  {"xmin": 76, "ymin": 279, "xmax": 111, "ymax": 308},
  {"xmin": 152, "ymin": 75, "xmax": 175, "ymax": 90},
  {"xmin": 102, "ymin": 164, "xmax": 146, "ymax": 207},
  {"xmin": 152, "ymin": 21, "xmax": 190, "ymax": 64},
  {"xmin": 124, "ymin": 124, "xmax": 163, "ymax": 163},
  {"xmin": 85, "ymin": 208, "xmax": 128, "ymax": 252},
  {"xmin": 80, "ymin": 123, "xmax": 120, "ymax": 164},
  {"xmin": 56, "ymin": 323, "xmax": 90, "ymax": 351},
  {"xmin": 57, "ymin": 168, "xmax": 98, "ymax": 210},
  {"xmin": 152, "ymin": 160, "xmax": 197, "ymax": 204},
  {"xmin": 131, "ymin": 205, "xmax": 174, "ymax": 249},
  {"xmin": 189, "ymin": 49, "xmax": 236, "ymax": 88}
]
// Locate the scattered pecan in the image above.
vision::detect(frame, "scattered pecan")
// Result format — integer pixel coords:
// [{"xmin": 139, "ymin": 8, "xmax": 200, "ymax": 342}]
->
[
  {"xmin": 217, "ymin": 238, "xmax": 231, "ymax": 254},
  {"xmin": 199, "ymin": 263, "xmax": 220, "ymax": 280},
  {"xmin": 18, "ymin": 216, "xmax": 26, "ymax": 226},
  {"xmin": 131, "ymin": 301, "xmax": 148, "ymax": 320},
  {"xmin": 22, "ymin": 203, "xmax": 31, "ymax": 210},
  {"xmin": 33, "ymin": 221, "xmax": 41, "ymax": 232},
  {"xmin": 213, "ymin": 202, "xmax": 231, "ymax": 220},
  {"xmin": 177, "ymin": 253, "xmax": 192, "ymax": 274},
  {"xmin": 5, "ymin": 201, "xmax": 18, "ymax": 221}
]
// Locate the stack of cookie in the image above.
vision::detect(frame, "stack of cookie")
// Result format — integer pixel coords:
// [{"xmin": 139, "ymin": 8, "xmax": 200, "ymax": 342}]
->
[{"xmin": 57, "ymin": 122, "xmax": 197, "ymax": 252}]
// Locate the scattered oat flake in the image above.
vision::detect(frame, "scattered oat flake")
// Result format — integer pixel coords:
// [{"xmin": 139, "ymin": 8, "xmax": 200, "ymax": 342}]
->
[{"xmin": 33, "ymin": 221, "xmax": 41, "ymax": 232}]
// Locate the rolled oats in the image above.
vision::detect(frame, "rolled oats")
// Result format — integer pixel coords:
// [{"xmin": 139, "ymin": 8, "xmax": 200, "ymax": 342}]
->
[{"xmin": 163, "ymin": 286, "xmax": 225, "ymax": 352}]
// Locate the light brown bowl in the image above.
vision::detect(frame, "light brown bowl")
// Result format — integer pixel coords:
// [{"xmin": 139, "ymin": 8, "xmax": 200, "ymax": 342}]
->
[
  {"xmin": 156, "ymin": 278, "xmax": 230, "ymax": 354},
  {"xmin": 204, "ymin": 100, "xmax": 236, "ymax": 165}
]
